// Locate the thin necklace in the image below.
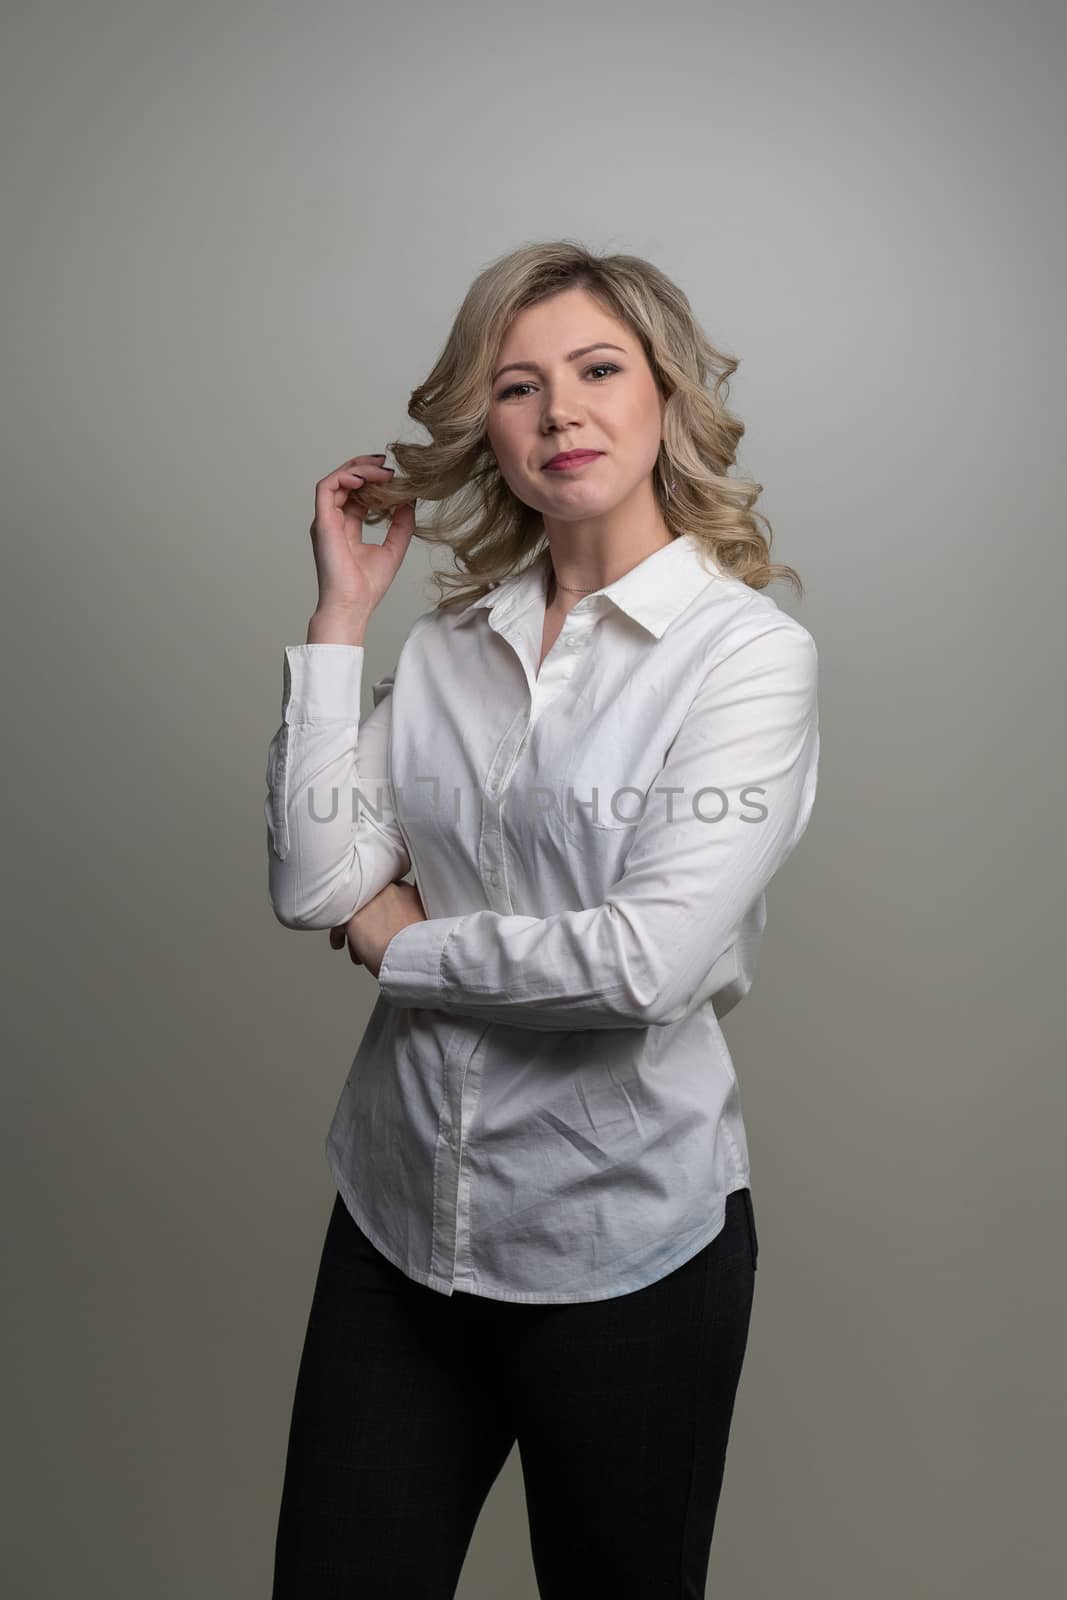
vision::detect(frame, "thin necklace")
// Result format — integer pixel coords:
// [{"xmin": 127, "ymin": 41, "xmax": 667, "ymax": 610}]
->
[
  {"xmin": 550, "ymin": 533, "xmax": 679, "ymax": 598},
  {"xmin": 549, "ymin": 570, "xmax": 600, "ymax": 596}
]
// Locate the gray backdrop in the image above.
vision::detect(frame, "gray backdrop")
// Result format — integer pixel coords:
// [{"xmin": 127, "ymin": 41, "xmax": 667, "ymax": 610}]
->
[{"xmin": 3, "ymin": 1, "xmax": 1064, "ymax": 1595}]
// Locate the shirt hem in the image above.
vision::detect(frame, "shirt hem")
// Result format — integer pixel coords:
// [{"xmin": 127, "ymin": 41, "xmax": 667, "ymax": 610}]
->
[{"xmin": 327, "ymin": 1152, "xmax": 752, "ymax": 1305}]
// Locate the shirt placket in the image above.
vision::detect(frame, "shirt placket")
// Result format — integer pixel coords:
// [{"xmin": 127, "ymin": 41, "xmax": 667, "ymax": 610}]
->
[{"xmin": 446, "ymin": 601, "xmax": 598, "ymax": 1287}]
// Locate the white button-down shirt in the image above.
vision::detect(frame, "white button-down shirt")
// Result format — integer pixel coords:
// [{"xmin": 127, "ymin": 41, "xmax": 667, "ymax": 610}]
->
[{"xmin": 264, "ymin": 531, "xmax": 819, "ymax": 1303}]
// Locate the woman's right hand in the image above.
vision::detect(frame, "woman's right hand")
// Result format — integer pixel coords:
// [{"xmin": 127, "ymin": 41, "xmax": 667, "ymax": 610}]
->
[{"xmin": 310, "ymin": 451, "xmax": 416, "ymax": 621}]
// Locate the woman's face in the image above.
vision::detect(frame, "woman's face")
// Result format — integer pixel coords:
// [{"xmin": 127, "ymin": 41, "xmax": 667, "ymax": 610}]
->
[{"xmin": 485, "ymin": 286, "xmax": 666, "ymax": 527}]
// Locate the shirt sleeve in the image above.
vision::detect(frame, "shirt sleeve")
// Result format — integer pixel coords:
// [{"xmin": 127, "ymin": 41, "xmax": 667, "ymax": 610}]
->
[
  {"xmin": 264, "ymin": 642, "xmax": 412, "ymax": 930},
  {"xmin": 377, "ymin": 621, "xmax": 819, "ymax": 1030}
]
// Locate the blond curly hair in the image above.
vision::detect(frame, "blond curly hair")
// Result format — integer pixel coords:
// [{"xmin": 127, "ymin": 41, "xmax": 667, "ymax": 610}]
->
[{"xmin": 353, "ymin": 238, "xmax": 802, "ymax": 607}]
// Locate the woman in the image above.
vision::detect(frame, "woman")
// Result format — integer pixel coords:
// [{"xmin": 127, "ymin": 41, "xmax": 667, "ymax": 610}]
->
[{"xmin": 265, "ymin": 240, "xmax": 819, "ymax": 1597}]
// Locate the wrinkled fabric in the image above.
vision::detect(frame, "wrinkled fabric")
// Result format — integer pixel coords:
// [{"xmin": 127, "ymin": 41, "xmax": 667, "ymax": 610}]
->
[{"xmin": 264, "ymin": 532, "xmax": 819, "ymax": 1302}]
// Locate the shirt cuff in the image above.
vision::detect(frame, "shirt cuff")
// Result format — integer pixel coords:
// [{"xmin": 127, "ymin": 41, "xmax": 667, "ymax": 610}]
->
[
  {"xmin": 282, "ymin": 643, "xmax": 365, "ymax": 723},
  {"xmin": 377, "ymin": 915, "xmax": 466, "ymax": 1006}
]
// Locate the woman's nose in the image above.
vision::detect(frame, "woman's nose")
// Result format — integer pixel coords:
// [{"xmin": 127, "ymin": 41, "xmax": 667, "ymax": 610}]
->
[{"xmin": 541, "ymin": 395, "xmax": 583, "ymax": 427}]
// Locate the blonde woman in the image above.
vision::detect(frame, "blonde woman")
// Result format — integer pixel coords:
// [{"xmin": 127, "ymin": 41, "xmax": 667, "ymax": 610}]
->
[{"xmin": 265, "ymin": 240, "xmax": 819, "ymax": 1597}]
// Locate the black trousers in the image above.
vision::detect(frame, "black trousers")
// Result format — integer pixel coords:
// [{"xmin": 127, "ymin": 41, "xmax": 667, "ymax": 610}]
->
[{"xmin": 271, "ymin": 1185, "xmax": 758, "ymax": 1599}]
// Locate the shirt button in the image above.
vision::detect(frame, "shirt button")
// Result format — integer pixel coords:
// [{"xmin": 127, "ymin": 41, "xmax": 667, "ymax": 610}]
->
[
  {"xmin": 487, "ymin": 868, "xmax": 501, "ymax": 887},
  {"xmin": 565, "ymin": 635, "xmax": 586, "ymax": 650}
]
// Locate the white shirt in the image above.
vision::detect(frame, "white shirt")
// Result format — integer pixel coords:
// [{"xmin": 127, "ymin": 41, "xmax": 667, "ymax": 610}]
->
[{"xmin": 264, "ymin": 530, "xmax": 819, "ymax": 1304}]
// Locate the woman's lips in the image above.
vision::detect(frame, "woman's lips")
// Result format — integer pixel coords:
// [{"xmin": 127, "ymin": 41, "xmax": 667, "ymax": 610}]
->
[{"xmin": 543, "ymin": 452, "xmax": 603, "ymax": 472}]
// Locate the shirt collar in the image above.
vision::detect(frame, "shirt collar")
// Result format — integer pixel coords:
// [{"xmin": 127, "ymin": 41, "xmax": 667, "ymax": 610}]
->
[{"xmin": 453, "ymin": 531, "xmax": 721, "ymax": 639}]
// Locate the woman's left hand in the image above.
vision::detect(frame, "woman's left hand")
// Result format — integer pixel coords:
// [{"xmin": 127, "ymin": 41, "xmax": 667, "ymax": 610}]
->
[{"xmin": 329, "ymin": 879, "xmax": 428, "ymax": 979}]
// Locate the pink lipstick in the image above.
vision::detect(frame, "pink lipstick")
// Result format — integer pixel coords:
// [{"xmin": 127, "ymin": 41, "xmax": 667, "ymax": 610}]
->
[{"xmin": 543, "ymin": 451, "xmax": 603, "ymax": 472}]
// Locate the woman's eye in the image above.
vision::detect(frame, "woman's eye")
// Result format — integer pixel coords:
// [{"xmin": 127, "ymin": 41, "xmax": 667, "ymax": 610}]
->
[{"xmin": 497, "ymin": 363, "xmax": 620, "ymax": 401}]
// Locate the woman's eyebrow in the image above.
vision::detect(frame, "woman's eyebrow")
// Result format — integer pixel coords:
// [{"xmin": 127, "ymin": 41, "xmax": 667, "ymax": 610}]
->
[{"xmin": 492, "ymin": 343, "xmax": 628, "ymax": 385}]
